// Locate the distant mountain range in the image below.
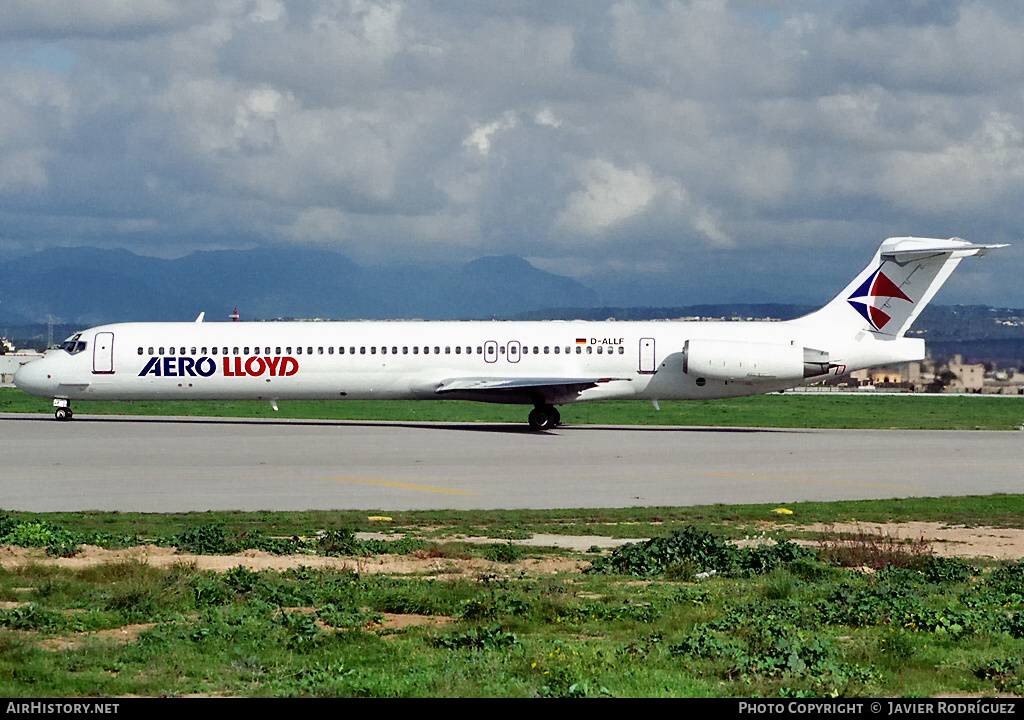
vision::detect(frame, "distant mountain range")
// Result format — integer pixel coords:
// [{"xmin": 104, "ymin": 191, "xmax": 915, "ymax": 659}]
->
[{"xmin": 0, "ymin": 246, "xmax": 597, "ymax": 324}]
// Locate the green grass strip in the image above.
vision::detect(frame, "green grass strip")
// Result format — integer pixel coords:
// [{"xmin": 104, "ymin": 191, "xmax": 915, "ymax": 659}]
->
[{"xmin": 3, "ymin": 387, "xmax": 1023, "ymax": 430}]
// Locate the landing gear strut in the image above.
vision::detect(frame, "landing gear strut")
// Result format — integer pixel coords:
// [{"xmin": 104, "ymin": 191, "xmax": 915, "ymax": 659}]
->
[{"xmin": 528, "ymin": 404, "xmax": 560, "ymax": 431}]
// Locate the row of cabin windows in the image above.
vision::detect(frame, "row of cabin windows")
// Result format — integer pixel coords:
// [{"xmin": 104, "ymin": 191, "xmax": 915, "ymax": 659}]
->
[{"xmin": 138, "ymin": 345, "xmax": 627, "ymax": 356}]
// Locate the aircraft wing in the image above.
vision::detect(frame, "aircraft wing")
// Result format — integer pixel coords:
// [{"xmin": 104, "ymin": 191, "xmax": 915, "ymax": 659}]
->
[{"xmin": 435, "ymin": 376, "xmax": 630, "ymax": 401}]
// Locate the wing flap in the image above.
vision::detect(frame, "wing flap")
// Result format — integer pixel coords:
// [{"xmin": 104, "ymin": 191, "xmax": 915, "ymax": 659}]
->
[{"xmin": 435, "ymin": 376, "xmax": 629, "ymax": 395}]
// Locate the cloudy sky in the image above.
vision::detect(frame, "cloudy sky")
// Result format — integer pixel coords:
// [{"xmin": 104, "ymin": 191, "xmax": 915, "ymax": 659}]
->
[{"xmin": 2, "ymin": 0, "xmax": 1022, "ymax": 307}]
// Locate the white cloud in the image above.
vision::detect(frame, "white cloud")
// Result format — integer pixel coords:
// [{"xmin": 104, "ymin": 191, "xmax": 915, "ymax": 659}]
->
[
  {"xmin": 557, "ymin": 159, "xmax": 659, "ymax": 233},
  {"xmin": 556, "ymin": 158, "xmax": 733, "ymax": 248},
  {"xmin": 463, "ymin": 112, "xmax": 518, "ymax": 156}
]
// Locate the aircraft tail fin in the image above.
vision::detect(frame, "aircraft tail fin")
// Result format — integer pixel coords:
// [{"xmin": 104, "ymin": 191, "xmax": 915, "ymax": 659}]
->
[{"xmin": 797, "ymin": 237, "xmax": 1006, "ymax": 338}]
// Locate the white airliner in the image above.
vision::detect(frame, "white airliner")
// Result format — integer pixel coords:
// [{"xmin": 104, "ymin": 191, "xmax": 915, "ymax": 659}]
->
[{"xmin": 14, "ymin": 237, "xmax": 1004, "ymax": 430}]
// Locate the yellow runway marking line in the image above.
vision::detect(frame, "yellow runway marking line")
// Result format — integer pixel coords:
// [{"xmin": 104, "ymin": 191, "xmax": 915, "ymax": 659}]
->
[{"xmin": 328, "ymin": 477, "xmax": 480, "ymax": 495}]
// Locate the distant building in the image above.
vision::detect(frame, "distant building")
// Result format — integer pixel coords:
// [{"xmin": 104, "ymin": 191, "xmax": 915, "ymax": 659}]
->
[
  {"xmin": 945, "ymin": 354, "xmax": 985, "ymax": 393},
  {"xmin": 0, "ymin": 352, "xmax": 43, "ymax": 384}
]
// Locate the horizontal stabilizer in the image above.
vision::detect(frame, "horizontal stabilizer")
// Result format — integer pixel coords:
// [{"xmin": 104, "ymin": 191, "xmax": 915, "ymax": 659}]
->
[{"xmin": 881, "ymin": 237, "xmax": 1008, "ymax": 264}]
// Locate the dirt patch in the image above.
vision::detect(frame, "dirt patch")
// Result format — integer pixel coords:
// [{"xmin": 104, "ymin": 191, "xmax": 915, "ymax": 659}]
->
[
  {"xmin": 0, "ymin": 544, "xmax": 587, "ymax": 577},
  {"xmin": 795, "ymin": 522, "xmax": 1024, "ymax": 561},
  {"xmin": 37, "ymin": 623, "xmax": 157, "ymax": 652},
  {"xmin": 275, "ymin": 605, "xmax": 456, "ymax": 633},
  {"xmin": 371, "ymin": 613, "xmax": 457, "ymax": 631}
]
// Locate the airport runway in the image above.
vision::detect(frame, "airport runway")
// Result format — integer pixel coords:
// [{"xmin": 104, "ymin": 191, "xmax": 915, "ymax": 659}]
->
[{"xmin": 1, "ymin": 414, "xmax": 1022, "ymax": 512}]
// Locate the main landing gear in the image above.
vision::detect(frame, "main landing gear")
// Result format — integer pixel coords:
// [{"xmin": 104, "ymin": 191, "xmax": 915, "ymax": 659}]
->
[{"xmin": 528, "ymin": 404, "xmax": 560, "ymax": 432}]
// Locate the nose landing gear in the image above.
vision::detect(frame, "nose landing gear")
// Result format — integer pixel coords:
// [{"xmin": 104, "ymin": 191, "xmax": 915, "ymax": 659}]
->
[{"xmin": 53, "ymin": 399, "xmax": 73, "ymax": 421}]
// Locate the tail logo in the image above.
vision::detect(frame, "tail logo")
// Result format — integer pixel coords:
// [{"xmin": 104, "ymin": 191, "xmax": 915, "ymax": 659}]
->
[{"xmin": 847, "ymin": 267, "xmax": 913, "ymax": 331}]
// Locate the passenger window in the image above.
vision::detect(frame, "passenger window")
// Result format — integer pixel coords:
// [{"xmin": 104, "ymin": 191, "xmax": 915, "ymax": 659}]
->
[
  {"xmin": 233, "ymin": 347, "xmax": 239, "ymax": 355},
  {"xmin": 392, "ymin": 347, "xmax": 398, "ymax": 354},
  {"xmin": 455, "ymin": 346, "xmax": 461, "ymax": 354},
  {"xmin": 576, "ymin": 347, "xmax": 581, "ymax": 354},
  {"xmin": 191, "ymin": 347, "xmax": 197, "ymax": 355},
  {"xmin": 403, "ymin": 347, "xmax": 408, "ymax": 354},
  {"xmin": 360, "ymin": 347, "xmax": 366, "ymax": 354},
  {"xmin": 339, "ymin": 347, "xmax": 345, "ymax": 354},
  {"xmin": 202, "ymin": 347, "xmax": 208, "ymax": 355},
  {"xmin": 597, "ymin": 346, "xmax": 603, "ymax": 354},
  {"xmin": 276, "ymin": 347, "xmax": 281, "ymax": 355},
  {"xmin": 159, "ymin": 347, "xmax": 165, "ymax": 355},
  {"xmin": 445, "ymin": 347, "xmax": 450, "ymax": 354},
  {"xmin": 180, "ymin": 347, "xmax": 186, "ymax": 355},
  {"xmin": 413, "ymin": 347, "xmax": 419, "ymax": 354},
  {"xmin": 328, "ymin": 347, "xmax": 334, "ymax": 354},
  {"xmin": 296, "ymin": 347, "xmax": 302, "ymax": 354},
  {"xmin": 244, "ymin": 347, "xmax": 250, "ymax": 355},
  {"xmin": 554, "ymin": 346, "xmax": 559, "ymax": 354},
  {"xmin": 212, "ymin": 347, "xmax": 218, "ymax": 355},
  {"xmin": 371, "ymin": 347, "xmax": 377, "ymax": 354},
  {"xmin": 286, "ymin": 347, "xmax": 292, "ymax": 354},
  {"xmin": 307, "ymin": 347, "xmax": 312, "ymax": 355},
  {"xmin": 148, "ymin": 347, "xmax": 154, "ymax": 355},
  {"xmin": 381, "ymin": 347, "xmax": 387, "ymax": 354},
  {"xmin": 223, "ymin": 347, "xmax": 228, "ymax": 355},
  {"xmin": 424, "ymin": 347, "xmax": 429, "ymax": 354},
  {"xmin": 350, "ymin": 347, "xmax": 355, "ymax": 354},
  {"xmin": 318, "ymin": 347, "xmax": 324, "ymax": 354},
  {"xmin": 619, "ymin": 347, "xmax": 624, "ymax": 354},
  {"xmin": 587, "ymin": 346, "xmax": 593, "ymax": 354}
]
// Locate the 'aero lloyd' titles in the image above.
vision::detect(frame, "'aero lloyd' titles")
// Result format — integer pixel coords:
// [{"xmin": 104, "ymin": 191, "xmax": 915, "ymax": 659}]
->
[{"xmin": 139, "ymin": 355, "xmax": 299, "ymax": 378}]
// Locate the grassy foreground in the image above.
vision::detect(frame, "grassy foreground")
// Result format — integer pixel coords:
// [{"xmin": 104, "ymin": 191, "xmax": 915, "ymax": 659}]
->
[
  {"xmin": 2, "ymin": 498, "xmax": 1024, "ymax": 698},
  {"xmin": 2, "ymin": 387, "xmax": 1023, "ymax": 430}
]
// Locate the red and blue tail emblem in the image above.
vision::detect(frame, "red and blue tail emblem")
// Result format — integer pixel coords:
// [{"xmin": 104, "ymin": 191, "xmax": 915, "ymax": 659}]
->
[{"xmin": 847, "ymin": 268, "xmax": 912, "ymax": 331}]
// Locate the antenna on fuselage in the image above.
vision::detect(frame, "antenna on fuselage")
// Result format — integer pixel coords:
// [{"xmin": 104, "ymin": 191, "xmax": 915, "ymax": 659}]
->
[{"xmin": 230, "ymin": 308, "xmax": 239, "ymax": 322}]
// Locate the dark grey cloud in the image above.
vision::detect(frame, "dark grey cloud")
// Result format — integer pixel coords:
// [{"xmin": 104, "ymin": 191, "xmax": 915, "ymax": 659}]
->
[{"xmin": 0, "ymin": 0, "xmax": 1021, "ymax": 307}]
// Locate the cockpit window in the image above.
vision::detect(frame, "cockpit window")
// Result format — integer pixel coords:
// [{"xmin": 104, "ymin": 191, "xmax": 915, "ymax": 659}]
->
[{"xmin": 60, "ymin": 333, "xmax": 87, "ymax": 355}]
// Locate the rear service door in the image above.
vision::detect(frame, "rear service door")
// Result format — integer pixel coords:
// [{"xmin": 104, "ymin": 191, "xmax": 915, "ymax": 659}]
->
[
  {"xmin": 93, "ymin": 332, "xmax": 114, "ymax": 374},
  {"xmin": 639, "ymin": 337, "xmax": 656, "ymax": 374}
]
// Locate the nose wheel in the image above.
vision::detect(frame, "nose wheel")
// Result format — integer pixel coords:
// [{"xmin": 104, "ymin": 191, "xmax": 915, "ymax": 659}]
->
[
  {"xmin": 53, "ymin": 400, "xmax": 73, "ymax": 421},
  {"xmin": 528, "ymin": 405, "xmax": 560, "ymax": 431}
]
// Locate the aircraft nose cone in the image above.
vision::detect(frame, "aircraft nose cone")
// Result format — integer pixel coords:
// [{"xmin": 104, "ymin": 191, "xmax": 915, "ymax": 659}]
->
[{"xmin": 13, "ymin": 359, "xmax": 53, "ymax": 397}]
